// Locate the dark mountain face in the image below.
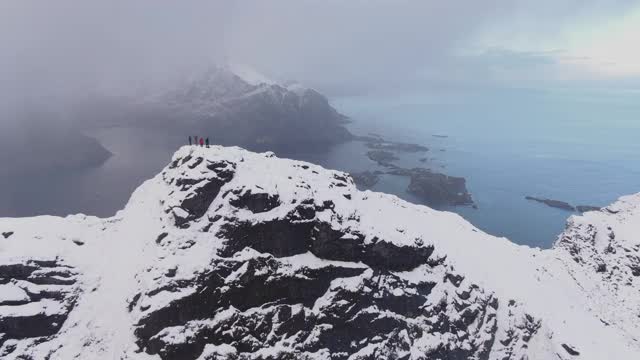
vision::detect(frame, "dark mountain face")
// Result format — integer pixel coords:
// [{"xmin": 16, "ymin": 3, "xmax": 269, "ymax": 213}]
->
[{"xmin": 72, "ymin": 67, "xmax": 352, "ymax": 153}]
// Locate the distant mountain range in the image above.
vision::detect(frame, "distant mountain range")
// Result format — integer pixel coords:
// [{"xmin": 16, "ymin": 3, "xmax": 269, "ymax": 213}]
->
[
  {"xmin": 1, "ymin": 66, "xmax": 351, "ymax": 182},
  {"xmin": 74, "ymin": 66, "xmax": 352, "ymax": 153}
]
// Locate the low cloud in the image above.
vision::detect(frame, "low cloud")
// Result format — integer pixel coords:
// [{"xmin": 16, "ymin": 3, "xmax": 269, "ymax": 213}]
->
[{"xmin": 0, "ymin": 0, "xmax": 637, "ymax": 107}]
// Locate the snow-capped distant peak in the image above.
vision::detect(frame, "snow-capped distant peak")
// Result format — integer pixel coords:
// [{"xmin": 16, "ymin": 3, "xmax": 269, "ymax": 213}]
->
[{"xmin": 227, "ymin": 63, "xmax": 276, "ymax": 86}]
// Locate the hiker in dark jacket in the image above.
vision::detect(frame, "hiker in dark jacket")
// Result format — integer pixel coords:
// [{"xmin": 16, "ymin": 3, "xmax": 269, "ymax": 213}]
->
[
  {"xmin": 188, "ymin": 136, "xmax": 192, "ymax": 146},
  {"xmin": 205, "ymin": 137, "xmax": 210, "ymax": 148}
]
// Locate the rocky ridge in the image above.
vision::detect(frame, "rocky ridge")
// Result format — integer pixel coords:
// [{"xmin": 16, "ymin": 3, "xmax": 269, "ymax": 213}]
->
[{"xmin": 0, "ymin": 146, "xmax": 638, "ymax": 359}]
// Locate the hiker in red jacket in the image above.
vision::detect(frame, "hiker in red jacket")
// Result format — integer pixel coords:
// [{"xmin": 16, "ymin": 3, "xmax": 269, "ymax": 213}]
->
[{"xmin": 199, "ymin": 137, "xmax": 204, "ymax": 147}]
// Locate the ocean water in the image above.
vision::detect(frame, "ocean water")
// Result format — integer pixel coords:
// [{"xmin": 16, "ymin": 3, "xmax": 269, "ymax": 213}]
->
[
  {"xmin": 322, "ymin": 88, "xmax": 640, "ymax": 248},
  {"xmin": 2, "ymin": 88, "xmax": 638, "ymax": 249},
  {"xmin": 0, "ymin": 127, "xmax": 185, "ymax": 218}
]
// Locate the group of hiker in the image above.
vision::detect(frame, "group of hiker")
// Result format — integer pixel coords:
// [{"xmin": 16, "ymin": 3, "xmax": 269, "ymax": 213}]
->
[{"xmin": 189, "ymin": 135, "xmax": 210, "ymax": 148}]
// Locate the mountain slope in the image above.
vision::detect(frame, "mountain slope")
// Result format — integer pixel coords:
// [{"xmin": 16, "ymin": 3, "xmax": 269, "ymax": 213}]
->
[
  {"xmin": 76, "ymin": 67, "xmax": 352, "ymax": 153},
  {"xmin": 0, "ymin": 146, "xmax": 638, "ymax": 359}
]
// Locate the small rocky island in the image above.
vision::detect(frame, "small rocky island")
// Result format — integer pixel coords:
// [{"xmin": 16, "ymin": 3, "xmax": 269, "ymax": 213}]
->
[
  {"xmin": 525, "ymin": 196, "xmax": 601, "ymax": 213},
  {"xmin": 402, "ymin": 168, "xmax": 473, "ymax": 206},
  {"xmin": 525, "ymin": 196, "xmax": 575, "ymax": 211},
  {"xmin": 356, "ymin": 135, "xmax": 429, "ymax": 153},
  {"xmin": 366, "ymin": 150, "xmax": 399, "ymax": 166},
  {"xmin": 352, "ymin": 134, "xmax": 474, "ymax": 207},
  {"xmin": 366, "ymin": 141, "xmax": 429, "ymax": 153}
]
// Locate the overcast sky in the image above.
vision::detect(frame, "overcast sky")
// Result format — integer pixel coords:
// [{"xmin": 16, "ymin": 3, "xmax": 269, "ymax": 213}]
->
[{"xmin": 1, "ymin": 0, "xmax": 640, "ymax": 100}]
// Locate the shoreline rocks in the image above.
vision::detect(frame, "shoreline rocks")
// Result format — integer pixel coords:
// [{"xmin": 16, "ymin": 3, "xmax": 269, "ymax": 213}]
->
[
  {"xmin": 576, "ymin": 205, "xmax": 601, "ymax": 213},
  {"xmin": 386, "ymin": 166, "xmax": 473, "ymax": 206},
  {"xmin": 350, "ymin": 171, "xmax": 382, "ymax": 189},
  {"xmin": 354, "ymin": 135, "xmax": 429, "ymax": 153},
  {"xmin": 356, "ymin": 133, "xmax": 472, "ymax": 207},
  {"xmin": 366, "ymin": 150, "xmax": 399, "ymax": 166},
  {"xmin": 405, "ymin": 168, "xmax": 474, "ymax": 206},
  {"xmin": 526, "ymin": 196, "xmax": 602, "ymax": 213},
  {"xmin": 525, "ymin": 196, "xmax": 575, "ymax": 211}
]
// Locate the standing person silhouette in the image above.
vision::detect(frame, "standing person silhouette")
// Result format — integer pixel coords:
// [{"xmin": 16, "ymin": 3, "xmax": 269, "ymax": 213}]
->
[
  {"xmin": 205, "ymin": 137, "xmax": 210, "ymax": 148},
  {"xmin": 199, "ymin": 137, "xmax": 204, "ymax": 147},
  {"xmin": 188, "ymin": 136, "xmax": 192, "ymax": 146},
  {"xmin": 194, "ymin": 136, "xmax": 199, "ymax": 146}
]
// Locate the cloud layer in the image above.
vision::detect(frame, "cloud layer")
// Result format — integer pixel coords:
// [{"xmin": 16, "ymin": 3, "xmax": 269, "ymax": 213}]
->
[{"xmin": 0, "ymin": 0, "xmax": 638, "ymax": 103}]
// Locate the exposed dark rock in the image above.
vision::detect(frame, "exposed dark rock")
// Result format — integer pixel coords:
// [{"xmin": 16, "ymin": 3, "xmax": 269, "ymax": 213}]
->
[
  {"xmin": 229, "ymin": 190, "xmax": 281, "ymax": 213},
  {"xmin": 135, "ymin": 256, "xmax": 367, "ymax": 359},
  {"xmin": 176, "ymin": 180, "xmax": 230, "ymax": 227},
  {"xmin": 629, "ymin": 256, "xmax": 640, "ymax": 277},
  {"xmin": 525, "ymin": 196, "xmax": 575, "ymax": 211},
  {"xmin": 366, "ymin": 150, "xmax": 399, "ymax": 166},
  {"xmin": 217, "ymin": 218, "xmax": 314, "ymax": 258},
  {"xmin": 187, "ymin": 157, "xmax": 204, "ymax": 169},
  {"xmin": 156, "ymin": 232, "xmax": 169, "ymax": 244},
  {"xmin": 217, "ymin": 211, "xmax": 436, "ymax": 273},
  {"xmin": 206, "ymin": 160, "xmax": 236, "ymax": 182},
  {"xmin": 134, "ymin": 248, "xmax": 499, "ymax": 360},
  {"xmin": 169, "ymin": 157, "xmax": 236, "ymax": 227},
  {"xmin": 350, "ymin": 171, "xmax": 381, "ymax": 189},
  {"xmin": 2, "ymin": 232, "xmax": 13, "ymax": 239},
  {"xmin": 0, "ymin": 259, "xmax": 79, "ymax": 348},
  {"xmin": 398, "ymin": 168, "xmax": 473, "ymax": 206},
  {"xmin": 576, "ymin": 205, "xmax": 601, "ymax": 213},
  {"xmin": 561, "ymin": 343, "xmax": 581, "ymax": 356}
]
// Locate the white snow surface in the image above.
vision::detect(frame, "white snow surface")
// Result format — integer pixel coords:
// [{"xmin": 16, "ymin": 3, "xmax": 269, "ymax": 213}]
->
[
  {"xmin": 227, "ymin": 64, "xmax": 276, "ymax": 86},
  {"xmin": 0, "ymin": 145, "xmax": 638, "ymax": 359}
]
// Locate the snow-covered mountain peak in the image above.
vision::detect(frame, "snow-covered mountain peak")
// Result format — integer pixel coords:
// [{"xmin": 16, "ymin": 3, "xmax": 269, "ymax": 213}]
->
[
  {"xmin": 226, "ymin": 64, "xmax": 276, "ymax": 86},
  {"xmin": 1, "ymin": 146, "xmax": 639, "ymax": 359}
]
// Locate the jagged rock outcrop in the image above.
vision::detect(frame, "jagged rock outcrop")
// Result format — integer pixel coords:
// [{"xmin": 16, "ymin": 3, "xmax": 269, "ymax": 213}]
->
[
  {"xmin": 554, "ymin": 196, "xmax": 640, "ymax": 339},
  {"xmin": 0, "ymin": 258, "xmax": 80, "ymax": 356},
  {"xmin": 0, "ymin": 146, "xmax": 638, "ymax": 359}
]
